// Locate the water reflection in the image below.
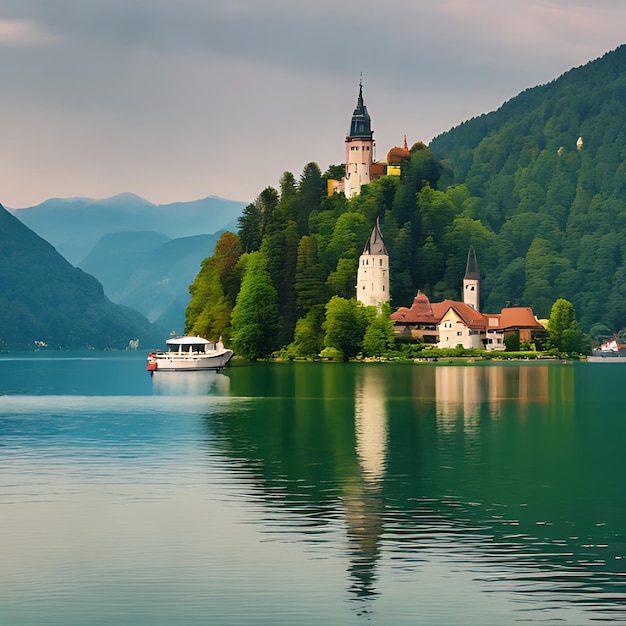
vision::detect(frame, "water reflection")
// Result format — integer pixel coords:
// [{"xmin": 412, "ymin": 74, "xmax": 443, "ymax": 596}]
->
[
  {"xmin": 205, "ymin": 362, "xmax": 626, "ymax": 622},
  {"xmin": 5, "ymin": 358, "xmax": 626, "ymax": 624},
  {"xmin": 150, "ymin": 370, "xmax": 231, "ymax": 396},
  {"xmin": 344, "ymin": 367, "xmax": 389, "ymax": 608},
  {"xmin": 354, "ymin": 367, "xmax": 388, "ymax": 483}
]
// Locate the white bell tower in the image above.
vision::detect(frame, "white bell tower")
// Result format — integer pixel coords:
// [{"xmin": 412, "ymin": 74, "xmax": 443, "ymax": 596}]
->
[
  {"xmin": 463, "ymin": 246, "xmax": 480, "ymax": 312},
  {"xmin": 356, "ymin": 217, "xmax": 389, "ymax": 310}
]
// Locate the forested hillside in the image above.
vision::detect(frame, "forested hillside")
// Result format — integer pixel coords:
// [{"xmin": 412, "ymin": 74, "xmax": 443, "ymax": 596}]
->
[
  {"xmin": 0, "ymin": 205, "xmax": 156, "ymax": 350},
  {"xmin": 430, "ymin": 44, "xmax": 626, "ymax": 334},
  {"xmin": 186, "ymin": 45, "xmax": 626, "ymax": 356}
]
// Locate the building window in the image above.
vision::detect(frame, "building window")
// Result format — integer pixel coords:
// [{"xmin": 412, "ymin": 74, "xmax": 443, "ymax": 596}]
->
[
  {"xmin": 379, "ymin": 259, "xmax": 383, "ymax": 266},
  {"xmin": 382, "ymin": 285, "xmax": 385, "ymax": 291},
  {"xmin": 457, "ymin": 331, "xmax": 462, "ymax": 337}
]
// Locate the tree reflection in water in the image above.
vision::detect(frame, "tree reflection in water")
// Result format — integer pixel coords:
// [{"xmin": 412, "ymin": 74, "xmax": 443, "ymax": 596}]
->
[{"xmin": 203, "ymin": 362, "xmax": 626, "ymax": 621}]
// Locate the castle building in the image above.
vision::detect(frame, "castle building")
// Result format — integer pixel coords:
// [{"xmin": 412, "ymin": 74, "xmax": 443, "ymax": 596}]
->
[
  {"xmin": 344, "ymin": 81, "xmax": 375, "ymax": 199},
  {"xmin": 329, "ymin": 82, "xmax": 411, "ymax": 198},
  {"xmin": 356, "ymin": 217, "xmax": 389, "ymax": 309}
]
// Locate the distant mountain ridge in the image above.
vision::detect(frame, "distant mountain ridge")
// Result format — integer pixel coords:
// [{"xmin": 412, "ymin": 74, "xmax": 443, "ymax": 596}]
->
[
  {"xmin": 0, "ymin": 204, "xmax": 158, "ymax": 350},
  {"xmin": 13, "ymin": 193, "xmax": 246, "ymax": 264},
  {"xmin": 10, "ymin": 192, "xmax": 245, "ymax": 333},
  {"xmin": 80, "ymin": 230, "xmax": 223, "ymax": 333}
]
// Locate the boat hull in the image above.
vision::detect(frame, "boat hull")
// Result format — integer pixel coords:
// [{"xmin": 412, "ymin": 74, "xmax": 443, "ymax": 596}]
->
[{"xmin": 147, "ymin": 349, "xmax": 234, "ymax": 372}]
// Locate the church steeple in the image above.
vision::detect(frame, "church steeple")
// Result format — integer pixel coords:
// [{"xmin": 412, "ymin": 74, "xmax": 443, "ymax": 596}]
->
[
  {"xmin": 357, "ymin": 217, "xmax": 389, "ymax": 310},
  {"xmin": 349, "ymin": 80, "xmax": 373, "ymax": 138},
  {"xmin": 362, "ymin": 216, "xmax": 388, "ymax": 255},
  {"xmin": 463, "ymin": 246, "xmax": 480, "ymax": 311},
  {"xmin": 345, "ymin": 78, "xmax": 375, "ymax": 199}
]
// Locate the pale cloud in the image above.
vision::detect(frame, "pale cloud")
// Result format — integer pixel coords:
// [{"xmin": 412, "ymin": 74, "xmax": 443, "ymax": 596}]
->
[{"xmin": 0, "ymin": 18, "xmax": 57, "ymax": 46}]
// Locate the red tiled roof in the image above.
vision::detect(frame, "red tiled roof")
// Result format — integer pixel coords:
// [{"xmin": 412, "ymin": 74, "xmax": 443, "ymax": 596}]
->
[
  {"xmin": 391, "ymin": 292, "xmax": 544, "ymax": 333},
  {"xmin": 498, "ymin": 307, "xmax": 544, "ymax": 330},
  {"xmin": 391, "ymin": 291, "xmax": 442, "ymax": 323},
  {"xmin": 440, "ymin": 301, "xmax": 486, "ymax": 329}
]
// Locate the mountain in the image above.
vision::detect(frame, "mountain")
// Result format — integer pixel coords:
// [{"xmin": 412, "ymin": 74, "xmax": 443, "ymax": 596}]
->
[
  {"xmin": 81, "ymin": 232, "xmax": 223, "ymax": 333},
  {"xmin": 79, "ymin": 231, "xmax": 172, "ymax": 301},
  {"xmin": 428, "ymin": 44, "xmax": 626, "ymax": 332},
  {"xmin": 13, "ymin": 193, "xmax": 246, "ymax": 264},
  {"xmin": 0, "ymin": 204, "xmax": 158, "ymax": 350}
]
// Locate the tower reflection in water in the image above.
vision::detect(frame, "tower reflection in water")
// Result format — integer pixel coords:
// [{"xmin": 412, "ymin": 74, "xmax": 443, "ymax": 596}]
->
[
  {"xmin": 205, "ymin": 363, "xmax": 602, "ymax": 618},
  {"xmin": 344, "ymin": 366, "xmax": 388, "ymax": 609}
]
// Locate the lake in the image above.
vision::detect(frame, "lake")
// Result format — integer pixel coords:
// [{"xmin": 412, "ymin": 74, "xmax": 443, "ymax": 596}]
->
[{"xmin": 1, "ymin": 354, "xmax": 625, "ymax": 624}]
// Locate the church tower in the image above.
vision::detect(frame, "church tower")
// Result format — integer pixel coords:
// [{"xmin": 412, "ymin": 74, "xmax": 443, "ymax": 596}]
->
[
  {"xmin": 344, "ymin": 80, "xmax": 374, "ymax": 199},
  {"xmin": 357, "ymin": 217, "xmax": 389, "ymax": 310},
  {"xmin": 463, "ymin": 246, "xmax": 480, "ymax": 311}
]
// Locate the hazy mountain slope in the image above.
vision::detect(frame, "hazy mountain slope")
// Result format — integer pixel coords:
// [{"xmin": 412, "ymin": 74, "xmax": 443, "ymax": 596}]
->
[
  {"xmin": 115, "ymin": 233, "xmax": 223, "ymax": 332},
  {"xmin": 79, "ymin": 231, "xmax": 171, "ymax": 301},
  {"xmin": 14, "ymin": 193, "xmax": 245, "ymax": 264},
  {"xmin": 0, "ymin": 204, "xmax": 156, "ymax": 350}
]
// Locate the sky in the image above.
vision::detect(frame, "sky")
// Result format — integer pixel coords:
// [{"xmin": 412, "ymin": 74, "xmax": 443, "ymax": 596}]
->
[{"xmin": 1, "ymin": 0, "xmax": 625, "ymax": 209}]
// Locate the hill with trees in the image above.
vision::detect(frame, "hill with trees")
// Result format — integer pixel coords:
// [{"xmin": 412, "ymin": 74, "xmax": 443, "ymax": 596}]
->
[
  {"xmin": 186, "ymin": 46, "xmax": 626, "ymax": 357},
  {"xmin": 0, "ymin": 204, "xmax": 157, "ymax": 351},
  {"xmin": 430, "ymin": 44, "xmax": 626, "ymax": 338},
  {"xmin": 11, "ymin": 193, "xmax": 243, "ymax": 335}
]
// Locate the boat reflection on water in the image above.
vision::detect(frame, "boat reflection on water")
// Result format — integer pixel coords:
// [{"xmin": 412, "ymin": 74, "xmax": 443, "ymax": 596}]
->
[{"xmin": 150, "ymin": 370, "xmax": 231, "ymax": 396}]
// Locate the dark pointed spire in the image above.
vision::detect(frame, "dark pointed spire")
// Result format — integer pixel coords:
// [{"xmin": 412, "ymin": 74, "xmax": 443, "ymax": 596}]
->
[
  {"xmin": 464, "ymin": 245, "xmax": 480, "ymax": 279},
  {"xmin": 362, "ymin": 216, "xmax": 388, "ymax": 255},
  {"xmin": 349, "ymin": 77, "xmax": 373, "ymax": 138}
]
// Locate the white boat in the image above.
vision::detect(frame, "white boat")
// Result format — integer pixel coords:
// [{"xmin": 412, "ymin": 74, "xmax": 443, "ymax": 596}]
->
[{"xmin": 146, "ymin": 336, "xmax": 233, "ymax": 372}]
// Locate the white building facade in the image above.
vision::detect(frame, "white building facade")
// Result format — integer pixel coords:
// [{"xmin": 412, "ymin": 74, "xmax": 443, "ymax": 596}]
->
[{"xmin": 356, "ymin": 217, "xmax": 389, "ymax": 310}]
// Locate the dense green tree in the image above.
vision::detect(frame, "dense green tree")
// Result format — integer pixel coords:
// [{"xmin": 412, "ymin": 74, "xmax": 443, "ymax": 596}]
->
[
  {"xmin": 295, "ymin": 235, "xmax": 327, "ymax": 315},
  {"xmin": 237, "ymin": 202, "xmax": 262, "ymax": 253},
  {"xmin": 326, "ymin": 258, "xmax": 358, "ymax": 300},
  {"xmin": 362, "ymin": 303, "xmax": 395, "ymax": 357},
  {"xmin": 186, "ymin": 231, "xmax": 243, "ymax": 339},
  {"xmin": 504, "ymin": 331, "xmax": 520, "ymax": 352},
  {"xmin": 261, "ymin": 219, "xmax": 299, "ymax": 345},
  {"xmin": 548, "ymin": 298, "xmax": 577, "ymax": 344},
  {"xmin": 294, "ymin": 162, "xmax": 325, "ymax": 235},
  {"xmin": 285, "ymin": 305, "xmax": 325, "ymax": 358},
  {"xmin": 324, "ymin": 211, "xmax": 370, "ymax": 265},
  {"xmin": 230, "ymin": 252, "xmax": 280, "ymax": 360},
  {"xmin": 322, "ymin": 296, "xmax": 371, "ymax": 360},
  {"xmin": 238, "ymin": 187, "xmax": 279, "ymax": 252},
  {"xmin": 547, "ymin": 298, "xmax": 591, "ymax": 354},
  {"xmin": 323, "ymin": 163, "xmax": 346, "ymax": 182}
]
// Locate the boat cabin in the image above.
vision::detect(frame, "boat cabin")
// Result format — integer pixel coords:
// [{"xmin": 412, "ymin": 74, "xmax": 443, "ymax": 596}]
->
[{"xmin": 165, "ymin": 336, "xmax": 217, "ymax": 354}]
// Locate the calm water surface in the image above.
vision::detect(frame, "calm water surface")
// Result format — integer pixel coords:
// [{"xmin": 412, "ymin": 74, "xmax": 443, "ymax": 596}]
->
[{"xmin": 1, "ymin": 354, "xmax": 625, "ymax": 624}]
